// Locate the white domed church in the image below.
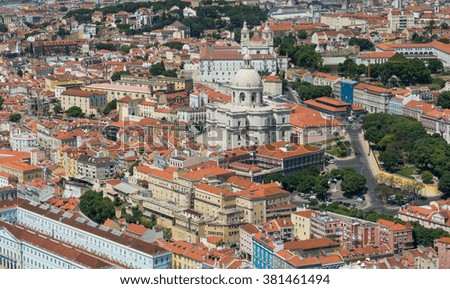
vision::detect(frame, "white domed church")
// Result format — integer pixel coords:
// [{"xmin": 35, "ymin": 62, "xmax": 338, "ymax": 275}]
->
[{"xmin": 206, "ymin": 54, "xmax": 291, "ymax": 150}]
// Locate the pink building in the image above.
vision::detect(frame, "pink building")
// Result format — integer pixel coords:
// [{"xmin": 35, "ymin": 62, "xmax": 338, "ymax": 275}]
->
[
  {"xmin": 435, "ymin": 237, "xmax": 450, "ymax": 269},
  {"xmin": 377, "ymin": 219, "xmax": 414, "ymax": 254}
]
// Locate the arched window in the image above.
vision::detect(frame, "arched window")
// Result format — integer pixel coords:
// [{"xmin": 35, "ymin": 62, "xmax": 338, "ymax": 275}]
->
[
  {"xmin": 251, "ymin": 92, "xmax": 256, "ymax": 102},
  {"xmin": 240, "ymin": 92, "xmax": 245, "ymax": 102},
  {"xmin": 233, "ymin": 92, "xmax": 236, "ymax": 102}
]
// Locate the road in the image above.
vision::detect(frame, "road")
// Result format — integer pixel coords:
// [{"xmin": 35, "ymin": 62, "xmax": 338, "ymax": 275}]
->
[{"xmin": 336, "ymin": 124, "xmax": 398, "ymax": 215}]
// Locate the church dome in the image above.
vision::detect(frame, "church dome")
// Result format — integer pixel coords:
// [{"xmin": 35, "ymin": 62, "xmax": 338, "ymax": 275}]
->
[
  {"xmin": 233, "ymin": 67, "xmax": 262, "ymax": 88},
  {"xmin": 232, "ymin": 54, "xmax": 262, "ymax": 88}
]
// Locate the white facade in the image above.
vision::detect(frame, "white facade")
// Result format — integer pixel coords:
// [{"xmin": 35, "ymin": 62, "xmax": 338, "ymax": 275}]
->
[
  {"xmin": 0, "ymin": 202, "xmax": 172, "ymax": 269},
  {"xmin": 10, "ymin": 130, "xmax": 37, "ymax": 152},
  {"xmin": 199, "ymin": 22, "xmax": 287, "ymax": 84},
  {"xmin": 206, "ymin": 55, "xmax": 291, "ymax": 150}
]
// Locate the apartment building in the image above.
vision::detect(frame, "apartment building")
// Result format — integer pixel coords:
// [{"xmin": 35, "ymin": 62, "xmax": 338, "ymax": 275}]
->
[
  {"xmin": 377, "ymin": 219, "xmax": 414, "ymax": 254},
  {"xmin": 239, "ymin": 223, "xmax": 259, "ymax": 261},
  {"xmin": 61, "ymin": 89, "xmax": 107, "ymax": 117},
  {"xmin": 77, "ymin": 155, "xmax": 116, "ymax": 180},
  {"xmin": 435, "ymin": 237, "xmax": 450, "ymax": 269},
  {"xmin": 9, "ymin": 130, "xmax": 37, "ymax": 152},
  {"xmin": 83, "ymin": 83, "xmax": 154, "ymax": 102},
  {"xmin": 291, "ymin": 210, "xmax": 317, "ymax": 240},
  {"xmin": 354, "ymin": 83, "xmax": 393, "ymax": 113},
  {"xmin": 388, "ymin": 10, "xmax": 414, "ymax": 31},
  {"xmin": 118, "ymin": 75, "xmax": 193, "ymax": 92},
  {"xmin": 420, "ymin": 108, "xmax": 450, "ymax": 143},
  {"xmin": 0, "ymin": 220, "xmax": 125, "ymax": 269},
  {"xmin": 0, "ymin": 198, "xmax": 171, "ymax": 269},
  {"xmin": 398, "ymin": 201, "xmax": 450, "ymax": 233}
]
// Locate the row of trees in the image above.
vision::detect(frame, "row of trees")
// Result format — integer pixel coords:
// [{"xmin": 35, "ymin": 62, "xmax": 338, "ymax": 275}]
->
[
  {"xmin": 338, "ymin": 54, "xmax": 442, "ymax": 86},
  {"xmin": 291, "ymin": 80, "xmax": 332, "ymax": 100},
  {"xmin": 264, "ymin": 166, "xmax": 367, "ymax": 199},
  {"xmin": 363, "ymin": 113, "xmax": 450, "ymax": 197}
]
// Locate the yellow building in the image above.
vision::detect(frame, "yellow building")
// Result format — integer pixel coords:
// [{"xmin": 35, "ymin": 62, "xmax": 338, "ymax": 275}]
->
[
  {"xmin": 236, "ymin": 183, "xmax": 294, "ymax": 224},
  {"xmin": 291, "ymin": 210, "xmax": 317, "ymax": 240},
  {"xmin": 158, "ymin": 239, "xmax": 205, "ymax": 269},
  {"xmin": 59, "ymin": 149, "xmax": 79, "ymax": 178},
  {"xmin": 61, "ymin": 89, "xmax": 107, "ymax": 116},
  {"xmin": 0, "ymin": 157, "xmax": 43, "ymax": 183},
  {"xmin": 118, "ymin": 74, "xmax": 193, "ymax": 92}
]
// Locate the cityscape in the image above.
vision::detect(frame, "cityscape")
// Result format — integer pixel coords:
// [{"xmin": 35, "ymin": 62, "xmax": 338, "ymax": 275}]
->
[{"xmin": 0, "ymin": 0, "xmax": 449, "ymax": 270}]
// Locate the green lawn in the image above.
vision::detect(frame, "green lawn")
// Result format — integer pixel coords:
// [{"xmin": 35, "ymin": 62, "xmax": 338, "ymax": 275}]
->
[
  {"xmin": 325, "ymin": 145, "xmax": 341, "ymax": 156},
  {"xmin": 310, "ymin": 138, "xmax": 338, "ymax": 146},
  {"xmin": 395, "ymin": 166, "xmax": 416, "ymax": 179}
]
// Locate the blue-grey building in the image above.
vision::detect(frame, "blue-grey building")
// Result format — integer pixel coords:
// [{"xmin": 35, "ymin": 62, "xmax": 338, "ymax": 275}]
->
[
  {"xmin": 252, "ymin": 232, "xmax": 283, "ymax": 269},
  {"xmin": 340, "ymin": 80, "xmax": 359, "ymax": 104}
]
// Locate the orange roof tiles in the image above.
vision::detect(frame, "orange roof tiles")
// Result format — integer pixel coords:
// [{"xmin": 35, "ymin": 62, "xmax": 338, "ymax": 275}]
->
[
  {"xmin": 240, "ymin": 223, "xmax": 260, "ymax": 234},
  {"xmin": 284, "ymin": 238, "xmax": 339, "ymax": 250},
  {"xmin": 126, "ymin": 223, "xmax": 148, "ymax": 236},
  {"xmin": 196, "ymin": 183, "xmax": 234, "ymax": 197}
]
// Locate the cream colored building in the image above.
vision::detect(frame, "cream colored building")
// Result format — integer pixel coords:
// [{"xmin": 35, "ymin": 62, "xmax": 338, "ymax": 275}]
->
[
  {"xmin": 61, "ymin": 89, "xmax": 107, "ymax": 116},
  {"xmin": 291, "ymin": 210, "xmax": 317, "ymax": 240},
  {"xmin": 320, "ymin": 14, "xmax": 367, "ymax": 30},
  {"xmin": 83, "ymin": 83, "xmax": 154, "ymax": 102},
  {"xmin": 388, "ymin": 10, "xmax": 414, "ymax": 32}
]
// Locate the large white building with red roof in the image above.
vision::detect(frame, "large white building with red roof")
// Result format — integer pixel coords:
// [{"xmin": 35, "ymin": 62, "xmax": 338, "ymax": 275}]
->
[{"xmin": 199, "ymin": 22, "xmax": 287, "ymax": 84}]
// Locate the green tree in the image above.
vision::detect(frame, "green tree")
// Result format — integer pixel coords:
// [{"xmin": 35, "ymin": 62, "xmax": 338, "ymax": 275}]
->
[
  {"xmin": 0, "ymin": 96, "xmax": 3, "ymax": 110},
  {"xmin": 150, "ymin": 63, "xmax": 165, "ymax": 76},
  {"xmin": 442, "ymin": 22, "xmax": 449, "ymax": 29},
  {"xmin": 9, "ymin": 113, "xmax": 21, "ymax": 123},
  {"xmin": 164, "ymin": 41, "xmax": 184, "ymax": 50},
  {"xmin": 95, "ymin": 43, "xmax": 117, "ymax": 51},
  {"xmin": 341, "ymin": 171, "xmax": 366, "ymax": 196},
  {"xmin": 411, "ymin": 221, "xmax": 450, "ymax": 247},
  {"xmin": 438, "ymin": 171, "xmax": 450, "ymax": 197},
  {"xmin": 0, "ymin": 24, "xmax": 7, "ymax": 33},
  {"xmin": 79, "ymin": 190, "xmax": 115, "ymax": 224},
  {"xmin": 294, "ymin": 45, "xmax": 323, "ymax": 71},
  {"xmin": 291, "ymin": 81, "xmax": 332, "ymax": 100},
  {"xmin": 349, "ymin": 37, "xmax": 374, "ymax": 51},
  {"xmin": 162, "ymin": 69, "xmax": 177, "ymax": 77},
  {"xmin": 113, "ymin": 196, "xmax": 123, "ymax": 206},
  {"xmin": 111, "ymin": 71, "xmax": 130, "ymax": 82},
  {"xmin": 163, "ymin": 228, "xmax": 172, "ymax": 240},
  {"xmin": 421, "ymin": 171, "xmax": 434, "ymax": 184},
  {"xmin": 17, "ymin": 69, "xmax": 23, "ymax": 78},
  {"xmin": 427, "ymin": 58, "xmax": 444, "ymax": 73},
  {"xmin": 54, "ymin": 104, "xmax": 63, "ymax": 114},
  {"xmin": 120, "ymin": 44, "xmax": 137, "ymax": 54},
  {"xmin": 298, "ymin": 30, "xmax": 308, "ymax": 39},
  {"xmin": 66, "ymin": 106, "xmax": 84, "ymax": 117},
  {"xmin": 437, "ymin": 91, "xmax": 450, "ymax": 109}
]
